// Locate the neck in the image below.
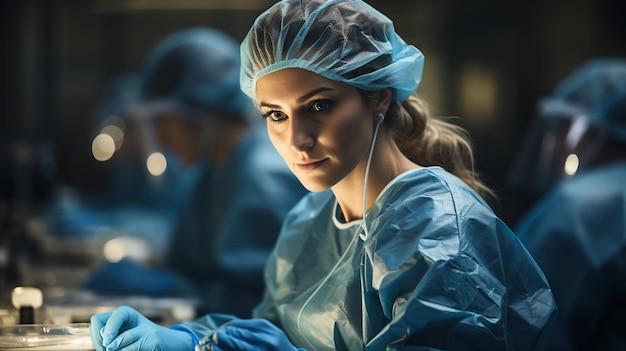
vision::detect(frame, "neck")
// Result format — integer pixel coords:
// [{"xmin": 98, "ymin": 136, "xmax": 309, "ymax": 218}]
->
[{"xmin": 332, "ymin": 129, "xmax": 420, "ymax": 222}]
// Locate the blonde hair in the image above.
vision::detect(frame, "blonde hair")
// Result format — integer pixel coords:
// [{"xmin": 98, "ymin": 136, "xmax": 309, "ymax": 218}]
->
[{"xmin": 364, "ymin": 90, "xmax": 495, "ymax": 202}]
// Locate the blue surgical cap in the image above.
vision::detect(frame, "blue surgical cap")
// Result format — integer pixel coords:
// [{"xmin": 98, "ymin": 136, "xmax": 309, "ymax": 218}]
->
[
  {"xmin": 95, "ymin": 73, "xmax": 141, "ymax": 123},
  {"xmin": 240, "ymin": 0, "xmax": 425, "ymax": 101},
  {"xmin": 141, "ymin": 27, "xmax": 254, "ymax": 119},
  {"xmin": 548, "ymin": 58, "xmax": 626, "ymax": 141}
]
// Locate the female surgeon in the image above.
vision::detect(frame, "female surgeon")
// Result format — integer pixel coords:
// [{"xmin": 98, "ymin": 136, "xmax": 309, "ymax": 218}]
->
[{"xmin": 89, "ymin": 1, "xmax": 557, "ymax": 350}]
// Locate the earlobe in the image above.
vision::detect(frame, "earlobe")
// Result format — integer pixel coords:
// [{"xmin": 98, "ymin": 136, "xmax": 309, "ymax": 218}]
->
[{"xmin": 377, "ymin": 113, "xmax": 385, "ymax": 124}]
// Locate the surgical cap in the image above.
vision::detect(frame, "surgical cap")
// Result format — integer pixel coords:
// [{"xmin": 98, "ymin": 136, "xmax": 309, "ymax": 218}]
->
[
  {"xmin": 95, "ymin": 73, "xmax": 140, "ymax": 122},
  {"xmin": 546, "ymin": 58, "xmax": 626, "ymax": 141},
  {"xmin": 140, "ymin": 27, "xmax": 253, "ymax": 119},
  {"xmin": 240, "ymin": 0, "xmax": 424, "ymax": 101}
]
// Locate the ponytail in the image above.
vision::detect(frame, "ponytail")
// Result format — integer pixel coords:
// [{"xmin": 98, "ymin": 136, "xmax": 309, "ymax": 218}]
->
[{"xmin": 366, "ymin": 90, "xmax": 495, "ymax": 202}]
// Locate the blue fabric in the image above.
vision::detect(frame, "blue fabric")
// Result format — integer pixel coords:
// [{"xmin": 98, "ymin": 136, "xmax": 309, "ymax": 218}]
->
[
  {"xmin": 181, "ymin": 166, "xmax": 556, "ymax": 350},
  {"xmin": 195, "ymin": 319, "xmax": 305, "ymax": 351},
  {"xmin": 83, "ymin": 258, "xmax": 179, "ymax": 296},
  {"xmin": 240, "ymin": 0, "xmax": 424, "ymax": 101},
  {"xmin": 515, "ymin": 162, "xmax": 626, "ymax": 351},
  {"xmin": 140, "ymin": 27, "xmax": 254, "ymax": 117},
  {"xmin": 166, "ymin": 124, "xmax": 309, "ymax": 316},
  {"xmin": 47, "ymin": 149, "xmax": 203, "ymax": 233}
]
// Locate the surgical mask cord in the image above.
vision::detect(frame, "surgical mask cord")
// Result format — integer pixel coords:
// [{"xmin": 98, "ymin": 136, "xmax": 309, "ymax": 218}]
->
[{"xmin": 360, "ymin": 113, "xmax": 385, "ymax": 241}]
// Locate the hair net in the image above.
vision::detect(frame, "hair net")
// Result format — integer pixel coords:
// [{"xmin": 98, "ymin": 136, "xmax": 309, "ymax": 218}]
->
[
  {"xmin": 240, "ymin": 0, "xmax": 424, "ymax": 101},
  {"xmin": 140, "ymin": 27, "xmax": 254, "ymax": 119},
  {"xmin": 543, "ymin": 58, "xmax": 626, "ymax": 141}
]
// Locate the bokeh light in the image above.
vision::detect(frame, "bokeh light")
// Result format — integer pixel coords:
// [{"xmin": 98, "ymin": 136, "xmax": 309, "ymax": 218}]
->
[
  {"xmin": 147, "ymin": 152, "xmax": 167, "ymax": 176},
  {"xmin": 564, "ymin": 154, "xmax": 580, "ymax": 176},
  {"xmin": 92, "ymin": 133, "xmax": 116, "ymax": 161},
  {"xmin": 103, "ymin": 237, "xmax": 151, "ymax": 263}
]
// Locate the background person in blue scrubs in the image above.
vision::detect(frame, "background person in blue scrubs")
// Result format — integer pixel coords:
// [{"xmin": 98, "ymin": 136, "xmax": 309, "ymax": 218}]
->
[
  {"xmin": 514, "ymin": 58, "xmax": 626, "ymax": 351},
  {"xmin": 83, "ymin": 27, "xmax": 308, "ymax": 318},
  {"xmin": 45, "ymin": 73, "xmax": 200, "ymax": 251}
]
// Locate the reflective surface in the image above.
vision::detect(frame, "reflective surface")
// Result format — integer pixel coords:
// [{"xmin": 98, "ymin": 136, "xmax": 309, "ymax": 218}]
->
[{"xmin": 0, "ymin": 323, "xmax": 94, "ymax": 350}]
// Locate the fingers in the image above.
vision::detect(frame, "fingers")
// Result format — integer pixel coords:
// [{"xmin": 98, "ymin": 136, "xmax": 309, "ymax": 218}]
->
[
  {"xmin": 101, "ymin": 306, "xmax": 139, "ymax": 346},
  {"xmin": 214, "ymin": 325, "xmax": 261, "ymax": 350},
  {"xmin": 103, "ymin": 325, "xmax": 148, "ymax": 351},
  {"xmin": 90, "ymin": 312, "xmax": 113, "ymax": 351},
  {"xmin": 213, "ymin": 331, "xmax": 252, "ymax": 351}
]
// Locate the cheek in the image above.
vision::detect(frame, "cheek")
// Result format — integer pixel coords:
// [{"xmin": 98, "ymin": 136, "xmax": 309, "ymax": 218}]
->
[
  {"xmin": 266, "ymin": 124, "xmax": 288, "ymax": 158},
  {"xmin": 324, "ymin": 106, "xmax": 371, "ymax": 151},
  {"xmin": 335, "ymin": 115, "xmax": 360, "ymax": 138}
]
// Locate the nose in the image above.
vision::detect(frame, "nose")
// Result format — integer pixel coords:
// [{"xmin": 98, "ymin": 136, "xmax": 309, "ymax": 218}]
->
[{"xmin": 289, "ymin": 116, "xmax": 314, "ymax": 152}]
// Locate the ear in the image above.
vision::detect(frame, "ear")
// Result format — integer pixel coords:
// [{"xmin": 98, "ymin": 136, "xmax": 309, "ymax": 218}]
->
[{"xmin": 374, "ymin": 87, "xmax": 393, "ymax": 116}]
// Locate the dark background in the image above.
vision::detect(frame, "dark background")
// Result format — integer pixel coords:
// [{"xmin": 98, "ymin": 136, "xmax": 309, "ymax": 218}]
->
[{"xmin": 1, "ymin": 0, "xmax": 625, "ymax": 227}]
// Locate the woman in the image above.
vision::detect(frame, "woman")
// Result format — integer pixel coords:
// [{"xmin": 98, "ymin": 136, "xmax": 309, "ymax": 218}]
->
[{"xmin": 89, "ymin": 1, "xmax": 557, "ymax": 350}]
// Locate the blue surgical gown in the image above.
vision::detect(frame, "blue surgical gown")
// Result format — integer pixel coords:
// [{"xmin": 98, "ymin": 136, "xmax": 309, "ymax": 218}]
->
[
  {"xmin": 515, "ymin": 162, "xmax": 626, "ymax": 351},
  {"xmin": 181, "ymin": 166, "xmax": 556, "ymax": 350},
  {"xmin": 167, "ymin": 124, "xmax": 308, "ymax": 317},
  {"xmin": 45, "ymin": 150, "xmax": 203, "ymax": 256}
]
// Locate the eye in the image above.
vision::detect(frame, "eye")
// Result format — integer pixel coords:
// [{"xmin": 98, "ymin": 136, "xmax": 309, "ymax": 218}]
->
[
  {"xmin": 262, "ymin": 110, "xmax": 288, "ymax": 122},
  {"xmin": 309, "ymin": 100, "xmax": 332, "ymax": 112}
]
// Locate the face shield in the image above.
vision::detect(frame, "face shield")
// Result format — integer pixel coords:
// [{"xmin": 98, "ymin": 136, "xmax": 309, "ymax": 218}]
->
[
  {"xmin": 511, "ymin": 58, "xmax": 626, "ymax": 198},
  {"xmin": 510, "ymin": 98, "xmax": 610, "ymax": 197}
]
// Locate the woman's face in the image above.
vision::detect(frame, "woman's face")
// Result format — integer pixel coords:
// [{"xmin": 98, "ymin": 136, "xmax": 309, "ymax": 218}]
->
[{"xmin": 255, "ymin": 68, "xmax": 376, "ymax": 192}]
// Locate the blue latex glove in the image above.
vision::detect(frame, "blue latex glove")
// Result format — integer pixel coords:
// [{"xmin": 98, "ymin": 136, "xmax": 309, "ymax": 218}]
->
[
  {"xmin": 197, "ymin": 318, "xmax": 306, "ymax": 351},
  {"xmin": 90, "ymin": 306, "xmax": 195, "ymax": 351},
  {"xmin": 83, "ymin": 258, "xmax": 175, "ymax": 296}
]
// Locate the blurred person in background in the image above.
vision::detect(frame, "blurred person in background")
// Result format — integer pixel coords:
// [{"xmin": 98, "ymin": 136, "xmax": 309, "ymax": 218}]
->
[
  {"xmin": 83, "ymin": 27, "xmax": 308, "ymax": 317},
  {"xmin": 512, "ymin": 58, "xmax": 626, "ymax": 350},
  {"xmin": 45, "ymin": 73, "xmax": 201, "ymax": 253}
]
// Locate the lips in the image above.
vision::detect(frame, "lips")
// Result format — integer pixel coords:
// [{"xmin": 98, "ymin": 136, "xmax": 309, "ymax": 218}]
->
[{"xmin": 295, "ymin": 158, "xmax": 327, "ymax": 170}]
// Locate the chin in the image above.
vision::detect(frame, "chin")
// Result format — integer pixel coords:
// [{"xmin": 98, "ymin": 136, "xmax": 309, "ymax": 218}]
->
[
  {"xmin": 297, "ymin": 177, "xmax": 334, "ymax": 193},
  {"xmin": 301, "ymin": 183, "xmax": 329, "ymax": 193}
]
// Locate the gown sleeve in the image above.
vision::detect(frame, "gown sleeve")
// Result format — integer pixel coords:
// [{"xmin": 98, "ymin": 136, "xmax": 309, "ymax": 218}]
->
[{"xmin": 363, "ymin": 177, "xmax": 557, "ymax": 350}]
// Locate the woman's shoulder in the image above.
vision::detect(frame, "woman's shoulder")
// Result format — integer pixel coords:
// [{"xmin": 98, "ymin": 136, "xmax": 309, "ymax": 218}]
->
[
  {"xmin": 379, "ymin": 166, "xmax": 493, "ymax": 216},
  {"xmin": 371, "ymin": 167, "xmax": 517, "ymax": 266}
]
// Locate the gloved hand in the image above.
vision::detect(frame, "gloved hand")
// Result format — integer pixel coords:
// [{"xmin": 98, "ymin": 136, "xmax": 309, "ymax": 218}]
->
[
  {"xmin": 197, "ymin": 318, "xmax": 306, "ymax": 351},
  {"xmin": 83, "ymin": 258, "xmax": 175, "ymax": 296},
  {"xmin": 90, "ymin": 305, "xmax": 194, "ymax": 351}
]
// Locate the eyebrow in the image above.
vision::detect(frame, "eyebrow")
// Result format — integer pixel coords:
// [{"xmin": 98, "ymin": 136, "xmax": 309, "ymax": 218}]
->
[{"xmin": 258, "ymin": 87, "xmax": 335, "ymax": 109}]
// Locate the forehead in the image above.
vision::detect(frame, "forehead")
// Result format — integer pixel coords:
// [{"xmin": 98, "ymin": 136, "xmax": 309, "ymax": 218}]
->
[{"xmin": 255, "ymin": 68, "xmax": 356, "ymax": 103}]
